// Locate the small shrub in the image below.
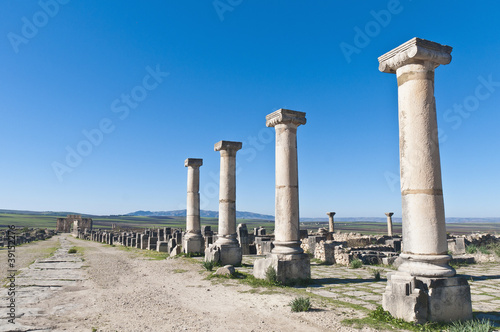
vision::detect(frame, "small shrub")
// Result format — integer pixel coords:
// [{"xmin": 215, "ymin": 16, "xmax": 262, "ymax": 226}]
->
[
  {"xmin": 448, "ymin": 318, "xmax": 493, "ymax": 332},
  {"xmin": 289, "ymin": 297, "xmax": 311, "ymax": 312},
  {"xmin": 371, "ymin": 269, "xmax": 381, "ymax": 281},
  {"xmin": 466, "ymin": 244, "xmax": 478, "ymax": 254},
  {"xmin": 265, "ymin": 265, "xmax": 279, "ymax": 285},
  {"xmin": 478, "ymin": 246, "xmax": 491, "ymax": 255},
  {"xmin": 488, "ymin": 243, "xmax": 500, "ymax": 257},
  {"xmin": 202, "ymin": 260, "xmax": 215, "ymax": 271},
  {"xmin": 68, "ymin": 248, "xmax": 77, "ymax": 254},
  {"xmin": 350, "ymin": 258, "xmax": 362, "ymax": 269}
]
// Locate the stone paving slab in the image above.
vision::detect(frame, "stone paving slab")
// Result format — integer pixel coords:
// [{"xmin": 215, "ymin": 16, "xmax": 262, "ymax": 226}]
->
[
  {"xmin": 0, "ymin": 236, "xmax": 85, "ymax": 332},
  {"xmin": 240, "ymin": 255, "xmax": 500, "ymax": 326}
]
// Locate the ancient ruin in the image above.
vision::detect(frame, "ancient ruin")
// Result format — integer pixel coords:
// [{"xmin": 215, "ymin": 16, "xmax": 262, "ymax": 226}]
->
[
  {"xmin": 385, "ymin": 212, "xmax": 394, "ymax": 237},
  {"xmin": 56, "ymin": 214, "xmax": 92, "ymax": 233},
  {"xmin": 378, "ymin": 37, "xmax": 472, "ymax": 323},
  {"xmin": 183, "ymin": 158, "xmax": 204, "ymax": 254},
  {"xmin": 254, "ymin": 109, "xmax": 310, "ymax": 282},
  {"xmin": 205, "ymin": 140, "xmax": 243, "ymax": 266},
  {"xmin": 327, "ymin": 212, "xmax": 336, "ymax": 233}
]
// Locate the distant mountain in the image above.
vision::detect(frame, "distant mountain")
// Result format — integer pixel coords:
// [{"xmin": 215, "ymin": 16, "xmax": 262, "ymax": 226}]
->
[
  {"xmin": 1, "ymin": 209, "xmax": 499, "ymax": 223},
  {"xmin": 125, "ymin": 210, "xmax": 275, "ymax": 220}
]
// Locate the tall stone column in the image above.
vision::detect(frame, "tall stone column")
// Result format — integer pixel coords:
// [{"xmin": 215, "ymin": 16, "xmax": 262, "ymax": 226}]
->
[
  {"xmin": 379, "ymin": 37, "xmax": 471, "ymax": 323},
  {"xmin": 327, "ymin": 212, "xmax": 336, "ymax": 233},
  {"xmin": 205, "ymin": 141, "xmax": 242, "ymax": 266},
  {"xmin": 385, "ymin": 212, "xmax": 394, "ymax": 237},
  {"xmin": 183, "ymin": 158, "xmax": 204, "ymax": 254},
  {"xmin": 254, "ymin": 109, "xmax": 310, "ymax": 282}
]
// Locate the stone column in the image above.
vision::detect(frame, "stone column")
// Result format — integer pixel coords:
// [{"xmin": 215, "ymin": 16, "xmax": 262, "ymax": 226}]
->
[
  {"xmin": 205, "ymin": 140, "xmax": 242, "ymax": 266},
  {"xmin": 385, "ymin": 212, "xmax": 394, "ymax": 237},
  {"xmin": 183, "ymin": 158, "xmax": 204, "ymax": 254},
  {"xmin": 326, "ymin": 212, "xmax": 336, "ymax": 233},
  {"xmin": 254, "ymin": 109, "xmax": 310, "ymax": 282},
  {"xmin": 378, "ymin": 37, "xmax": 471, "ymax": 323}
]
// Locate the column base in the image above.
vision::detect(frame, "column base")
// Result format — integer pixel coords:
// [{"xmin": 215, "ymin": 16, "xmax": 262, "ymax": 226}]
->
[
  {"xmin": 205, "ymin": 243, "xmax": 242, "ymax": 266},
  {"xmin": 382, "ymin": 272, "xmax": 472, "ymax": 324},
  {"xmin": 272, "ymin": 240, "xmax": 304, "ymax": 254},
  {"xmin": 183, "ymin": 234, "xmax": 204, "ymax": 254},
  {"xmin": 398, "ymin": 253, "xmax": 455, "ymax": 277},
  {"xmin": 253, "ymin": 252, "xmax": 310, "ymax": 283}
]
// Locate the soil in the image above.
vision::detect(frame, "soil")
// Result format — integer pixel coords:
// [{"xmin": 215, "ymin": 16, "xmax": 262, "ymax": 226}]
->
[{"xmin": 2, "ymin": 234, "xmax": 381, "ymax": 332}]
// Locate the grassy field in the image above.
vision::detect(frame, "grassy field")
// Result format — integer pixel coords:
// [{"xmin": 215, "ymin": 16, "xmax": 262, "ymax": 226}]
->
[{"xmin": 1, "ymin": 212, "xmax": 499, "ymax": 235}]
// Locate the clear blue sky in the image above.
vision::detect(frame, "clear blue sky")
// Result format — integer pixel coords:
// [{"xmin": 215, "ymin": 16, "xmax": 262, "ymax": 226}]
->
[{"xmin": 1, "ymin": 1, "xmax": 499, "ymax": 218}]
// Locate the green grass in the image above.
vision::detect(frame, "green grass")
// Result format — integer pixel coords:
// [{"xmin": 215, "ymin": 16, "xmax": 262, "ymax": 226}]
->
[
  {"xmin": 68, "ymin": 247, "xmax": 77, "ymax": 254},
  {"xmin": 289, "ymin": 297, "xmax": 311, "ymax": 312},
  {"xmin": 202, "ymin": 260, "xmax": 215, "ymax": 271},
  {"xmin": 448, "ymin": 319, "xmax": 494, "ymax": 332},
  {"xmin": 344, "ymin": 306, "xmax": 495, "ymax": 332},
  {"xmin": 350, "ymin": 258, "xmax": 363, "ymax": 269}
]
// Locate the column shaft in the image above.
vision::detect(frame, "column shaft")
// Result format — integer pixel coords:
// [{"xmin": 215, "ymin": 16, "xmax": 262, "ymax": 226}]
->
[
  {"xmin": 186, "ymin": 166, "xmax": 200, "ymax": 233},
  {"xmin": 274, "ymin": 123, "xmax": 300, "ymax": 244},
  {"xmin": 218, "ymin": 150, "xmax": 237, "ymax": 236},
  {"xmin": 397, "ymin": 62, "xmax": 446, "ymax": 255}
]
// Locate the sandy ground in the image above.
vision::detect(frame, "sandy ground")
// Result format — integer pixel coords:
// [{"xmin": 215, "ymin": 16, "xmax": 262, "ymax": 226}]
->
[{"xmin": 2, "ymin": 234, "xmax": 382, "ymax": 332}]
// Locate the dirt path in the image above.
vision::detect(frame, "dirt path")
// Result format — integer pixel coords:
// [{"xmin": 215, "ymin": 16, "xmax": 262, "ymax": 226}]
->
[{"xmin": 3, "ymin": 235, "xmax": 378, "ymax": 332}]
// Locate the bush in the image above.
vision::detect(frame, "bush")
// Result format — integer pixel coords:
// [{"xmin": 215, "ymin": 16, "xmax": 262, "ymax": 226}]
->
[
  {"xmin": 68, "ymin": 248, "xmax": 77, "ymax": 254},
  {"xmin": 488, "ymin": 243, "xmax": 500, "ymax": 257},
  {"xmin": 466, "ymin": 244, "xmax": 478, "ymax": 254},
  {"xmin": 202, "ymin": 260, "xmax": 215, "ymax": 271},
  {"xmin": 350, "ymin": 258, "xmax": 362, "ymax": 269},
  {"xmin": 371, "ymin": 269, "xmax": 381, "ymax": 281},
  {"xmin": 478, "ymin": 246, "xmax": 491, "ymax": 255},
  {"xmin": 448, "ymin": 319, "xmax": 493, "ymax": 332},
  {"xmin": 289, "ymin": 297, "xmax": 311, "ymax": 312}
]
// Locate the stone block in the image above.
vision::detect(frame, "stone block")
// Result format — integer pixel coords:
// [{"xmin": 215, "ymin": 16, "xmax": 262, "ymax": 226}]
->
[
  {"xmin": 205, "ymin": 243, "xmax": 242, "ymax": 266},
  {"xmin": 254, "ymin": 253, "xmax": 310, "ymax": 283},
  {"xmin": 215, "ymin": 265, "xmax": 235, "ymax": 276},
  {"xmin": 157, "ymin": 241, "xmax": 169, "ymax": 252},
  {"xmin": 383, "ymin": 272, "xmax": 472, "ymax": 323},
  {"xmin": 170, "ymin": 245, "xmax": 182, "ymax": 257},
  {"xmin": 183, "ymin": 235, "xmax": 204, "ymax": 254},
  {"xmin": 148, "ymin": 237, "xmax": 158, "ymax": 250}
]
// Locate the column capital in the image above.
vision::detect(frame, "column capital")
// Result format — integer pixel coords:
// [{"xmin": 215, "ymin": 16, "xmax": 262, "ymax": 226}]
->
[
  {"xmin": 378, "ymin": 37, "xmax": 452, "ymax": 74},
  {"xmin": 266, "ymin": 108, "xmax": 306, "ymax": 128},
  {"xmin": 184, "ymin": 158, "xmax": 203, "ymax": 168},
  {"xmin": 214, "ymin": 140, "xmax": 242, "ymax": 152},
  {"xmin": 326, "ymin": 212, "xmax": 336, "ymax": 217},
  {"xmin": 385, "ymin": 212, "xmax": 394, "ymax": 217}
]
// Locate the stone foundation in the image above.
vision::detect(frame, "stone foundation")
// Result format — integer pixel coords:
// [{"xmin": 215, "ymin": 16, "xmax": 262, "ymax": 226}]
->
[
  {"xmin": 254, "ymin": 253, "xmax": 310, "ymax": 283},
  {"xmin": 205, "ymin": 243, "xmax": 242, "ymax": 266},
  {"xmin": 183, "ymin": 235, "xmax": 204, "ymax": 254},
  {"xmin": 383, "ymin": 272, "xmax": 472, "ymax": 323}
]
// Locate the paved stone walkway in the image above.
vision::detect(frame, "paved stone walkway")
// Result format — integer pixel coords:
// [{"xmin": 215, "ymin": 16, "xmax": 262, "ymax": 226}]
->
[
  {"xmin": 0, "ymin": 235, "xmax": 85, "ymax": 332},
  {"xmin": 239, "ymin": 256, "xmax": 500, "ymax": 326}
]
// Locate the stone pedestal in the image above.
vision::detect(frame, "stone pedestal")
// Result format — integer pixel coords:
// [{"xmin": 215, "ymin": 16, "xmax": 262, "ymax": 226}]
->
[
  {"xmin": 183, "ymin": 158, "xmax": 204, "ymax": 254},
  {"xmin": 383, "ymin": 273, "xmax": 472, "ymax": 324},
  {"xmin": 378, "ymin": 37, "xmax": 471, "ymax": 323},
  {"xmin": 205, "ymin": 141, "xmax": 242, "ymax": 266},
  {"xmin": 385, "ymin": 212, "xmax": 394, "ymax": 237},
  {"xmin": 254, "ymin": 109, "xmax": 310, "ymax": 282}
]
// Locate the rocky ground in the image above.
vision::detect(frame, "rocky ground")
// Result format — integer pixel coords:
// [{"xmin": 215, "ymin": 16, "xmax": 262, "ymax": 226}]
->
[
  {"xmin": 2, "ymin": 234, "xmax": 500, "ymax": 331},
  {"xmin": 1, "ymin": 234, "xmax": 380, "ymax": 332}
]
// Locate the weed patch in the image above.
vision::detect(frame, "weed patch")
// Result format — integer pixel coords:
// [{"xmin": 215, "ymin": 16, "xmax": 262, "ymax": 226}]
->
[{"xmin": 289, "ymin": 297, "xmax": 311, "ymax": 312}]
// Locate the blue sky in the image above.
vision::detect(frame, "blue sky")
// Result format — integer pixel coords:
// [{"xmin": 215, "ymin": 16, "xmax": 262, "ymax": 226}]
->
[{"xmin": 1, "ymin": 1, "xmax": 499, "ymax": 218}]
